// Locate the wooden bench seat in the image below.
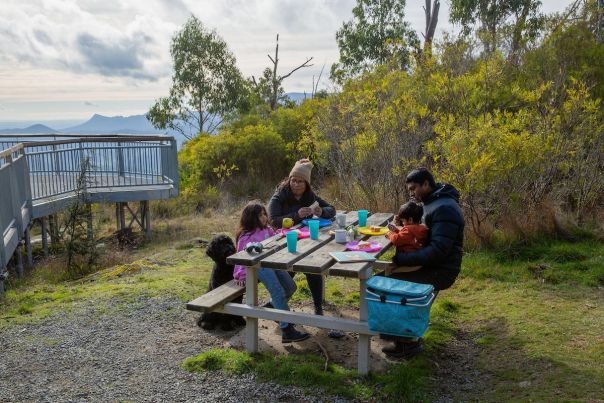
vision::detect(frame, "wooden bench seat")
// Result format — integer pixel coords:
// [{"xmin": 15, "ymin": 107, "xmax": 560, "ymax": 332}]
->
[{"xmin": 186, "ymin": 279, "xmax": 245, "ymax": 313}]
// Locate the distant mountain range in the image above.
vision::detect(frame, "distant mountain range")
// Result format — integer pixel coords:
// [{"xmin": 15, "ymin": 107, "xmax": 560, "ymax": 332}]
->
[
  {"xmin": 0, "ymin": 93, "xmax": 313, "ymax": 146},
  {"xmin": 0, "ymin": 114, "xmax": 169, "ymax": 135},
  {"xmin": 0, "ymin": 124, "xmax": 57, "ymax": 134},
  {"xmin": 0, "ymin": 114, "xmax": 188, "ymax": 146}
]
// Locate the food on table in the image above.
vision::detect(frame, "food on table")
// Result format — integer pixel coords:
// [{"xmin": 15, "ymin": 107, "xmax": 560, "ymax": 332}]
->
[
  {"xmin": 356, "ymin": 241, "xmax": 373, "ymax": 249},
  {"xmin": 370, "ymin": 225, "xmax": 382, "ymax": 232}
]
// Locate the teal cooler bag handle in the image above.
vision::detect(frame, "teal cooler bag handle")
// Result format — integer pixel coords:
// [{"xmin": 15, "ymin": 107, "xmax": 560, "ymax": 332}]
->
[{"xmin": 365, "ymin": 276, "xmax": 435, "ymax": 338}]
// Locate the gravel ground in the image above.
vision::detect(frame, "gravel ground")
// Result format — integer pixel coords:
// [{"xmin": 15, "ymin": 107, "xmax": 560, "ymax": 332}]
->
[{"xmin": 0, "ymin": 296, "xmax": 349, "ymax": 402}]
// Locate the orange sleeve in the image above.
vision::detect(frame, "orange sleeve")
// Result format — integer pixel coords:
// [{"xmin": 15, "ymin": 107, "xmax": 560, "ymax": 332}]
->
[{"xmin": 389, "ymin": 226, "xmax": 416, "ymax": 248}]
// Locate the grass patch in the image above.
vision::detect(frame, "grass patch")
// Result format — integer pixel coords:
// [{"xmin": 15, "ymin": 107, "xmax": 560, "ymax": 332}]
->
[
  {"xmin": 1, "ymin": 210, "xmax": 602, "ymax": 402},
  {"xmin": 182, "ymin": 348, "xmax": 431, "ymax": 401},
  {"xmin": 0, "ymin": 248, "xmax": 213, "ymax": 326},
  {"xmin": 461, "ymin": 239, "xmax": 604, "ymax": 287}
]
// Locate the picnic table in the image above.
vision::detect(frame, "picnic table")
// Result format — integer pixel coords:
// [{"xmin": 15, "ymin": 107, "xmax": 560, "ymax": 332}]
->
[{"xmin": 224, "ymin": 211, "xmax": 395, "ymax": 375}]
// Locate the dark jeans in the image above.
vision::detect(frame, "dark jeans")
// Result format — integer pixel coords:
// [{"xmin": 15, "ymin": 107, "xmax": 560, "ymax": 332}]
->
[
  {"xmin": 379, "ymin": 267, "xmax": 455, "ymax": 292},
  {"xmin": 289, "ymin": 272, "xmax": 323, "ymax": 314}
]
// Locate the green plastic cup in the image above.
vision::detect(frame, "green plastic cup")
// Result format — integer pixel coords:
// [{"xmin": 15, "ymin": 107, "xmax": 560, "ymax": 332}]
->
[
  {"xmin": 308, "ymin": 219, "xmax": 320, "ymax": 240},
  {"xmin": 358, "ymin": 210, "xmax": 368, "ymax": 227},
  {"xmin": 286, "ymin": 231, "xmax": 298, "ymax": 253}
]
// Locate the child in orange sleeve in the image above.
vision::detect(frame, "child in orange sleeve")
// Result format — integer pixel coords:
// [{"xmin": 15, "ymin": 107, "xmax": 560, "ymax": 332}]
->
[{"xmin": 387, "ymin": 201, "xmax": 429, "ymax": 253}]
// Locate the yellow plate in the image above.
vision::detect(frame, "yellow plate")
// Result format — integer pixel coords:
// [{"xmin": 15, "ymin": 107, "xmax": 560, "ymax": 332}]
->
[{"xmin": 358, "ymin": 226, "xmax": 388, "ymax": 236}]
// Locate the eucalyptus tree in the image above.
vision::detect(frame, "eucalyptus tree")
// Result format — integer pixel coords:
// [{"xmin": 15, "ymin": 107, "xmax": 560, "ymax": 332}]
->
[
  {"xmin": 147, "ymin": 16, "xmax": 246, "ymax": 138},
  {"xmin": 450, "ymin": 0, "xmax": 543, "ymax": 60},
  {"xmin": 330, "ymin": 0, "xmax": 419, "ymax": 84}
]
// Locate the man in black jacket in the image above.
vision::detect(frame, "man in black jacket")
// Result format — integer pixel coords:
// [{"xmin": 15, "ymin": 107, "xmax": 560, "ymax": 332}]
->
[{"xmin": 382, "ymin": 167, "xmax": 465, "ymax": 358}]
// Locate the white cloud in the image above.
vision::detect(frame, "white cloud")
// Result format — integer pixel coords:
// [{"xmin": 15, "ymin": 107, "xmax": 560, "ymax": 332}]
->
[{"xmin": 0, "ymin": 0, "xmax": 576, "ymax": 121}]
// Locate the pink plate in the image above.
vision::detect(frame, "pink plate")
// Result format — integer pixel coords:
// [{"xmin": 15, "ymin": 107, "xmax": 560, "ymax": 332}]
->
[
  {"xmin": 278, "ymin": 228, "xmax": 310, "ymax": 239},
  {"xmin": 345, "ymin": 241, "xmax": 382, "ymax": 252}
]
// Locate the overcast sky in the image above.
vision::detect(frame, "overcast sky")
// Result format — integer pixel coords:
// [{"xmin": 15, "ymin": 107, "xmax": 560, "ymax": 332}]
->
[{"xmin": 0, "ymin": 0, "xmax": 574, "ymax": 125}]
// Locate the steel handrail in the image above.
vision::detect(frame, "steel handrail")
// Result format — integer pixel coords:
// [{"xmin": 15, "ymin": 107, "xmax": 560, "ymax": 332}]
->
[{"xmin": 1, "ymin": 136, "xmax": 179, "ymax": 278}]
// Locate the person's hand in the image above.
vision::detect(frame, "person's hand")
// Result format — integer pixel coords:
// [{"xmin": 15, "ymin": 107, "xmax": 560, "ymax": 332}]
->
[
  {"xmin": 394, "ymin": 216, "xmax": 401, "ymax": 226},
  {"xmin": 235, "ymin": 279, "xmax": 246, "ymax": 287},
  {"xmin": 298, "ymin": 207, "xmax": 312, "ymax": 217},
  {"xmin": 313, "ymin": 206, "xmax": 322, "ymax": 216},
  {"xmin": 387, "ymin": 222, "xmax": 398, "ymax": 232}
]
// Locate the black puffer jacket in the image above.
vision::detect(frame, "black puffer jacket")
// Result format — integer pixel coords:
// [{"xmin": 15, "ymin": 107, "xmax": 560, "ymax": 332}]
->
[
  {"xmin": 268, "ymin": 186, "xmax": 336, "ymax": 228},
  {"xmin": 392, "ymin": 183, "xmax": 465, "ymax": 289}
]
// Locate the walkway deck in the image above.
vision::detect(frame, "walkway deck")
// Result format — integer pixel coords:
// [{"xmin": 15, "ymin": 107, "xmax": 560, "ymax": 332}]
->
[{"xmin": 1, "ymin": 134, "xmax": 179, "ymax": 284}]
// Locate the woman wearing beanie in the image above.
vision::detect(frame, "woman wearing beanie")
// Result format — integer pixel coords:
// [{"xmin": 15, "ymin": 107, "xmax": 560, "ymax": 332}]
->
[{"xmin": 268, "ymin": 159, "xmax": 344, "ymax": 339}]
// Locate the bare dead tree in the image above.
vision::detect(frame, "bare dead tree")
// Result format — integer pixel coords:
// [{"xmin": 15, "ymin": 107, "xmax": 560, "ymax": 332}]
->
[
  {"xmin": 423, "ymin": 0, "xmax": 440, "ymax": 54},
  {"xmin": 312, "ymin": 63, "xmax": 326, "ymax": 98},
  {"xmin": 267, "ymin": 34, "xmax": 314, "ymax": 110}
]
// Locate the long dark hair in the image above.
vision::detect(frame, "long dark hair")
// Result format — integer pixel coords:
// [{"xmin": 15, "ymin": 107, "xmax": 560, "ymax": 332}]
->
[{"xmin": 236, "ymin": 200, "xmax": 268, "ymax": 242}]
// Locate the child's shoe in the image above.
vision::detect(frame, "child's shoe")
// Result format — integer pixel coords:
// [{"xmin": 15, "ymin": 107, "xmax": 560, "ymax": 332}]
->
[{"xmin": 282, "ymin": 325, "xmax": 310, "ymax": 343}]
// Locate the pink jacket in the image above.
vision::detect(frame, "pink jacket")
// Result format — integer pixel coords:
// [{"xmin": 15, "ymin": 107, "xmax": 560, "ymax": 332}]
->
[{"xmin": 233, "ymin": 227, "xmax": 276, "ymax": 281}]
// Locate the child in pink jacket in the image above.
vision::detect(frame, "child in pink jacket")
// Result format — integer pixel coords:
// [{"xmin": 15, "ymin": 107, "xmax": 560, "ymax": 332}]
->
[{"xmin": 233, "ymin": 200, "xmax": 310, "ymax": 343}]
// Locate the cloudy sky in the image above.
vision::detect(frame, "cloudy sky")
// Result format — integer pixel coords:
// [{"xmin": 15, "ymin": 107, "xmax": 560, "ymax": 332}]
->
[{"xmin": 0, "ymin": 0, "xmax": 573, "ymax": 126}]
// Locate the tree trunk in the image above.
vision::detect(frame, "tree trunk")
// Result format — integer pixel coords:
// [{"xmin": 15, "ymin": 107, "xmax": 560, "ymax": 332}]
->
[
  {"xmin": 423, "ymin": 0, "xmax": 440, "ymax": 55},
  {"xmin": 597, "ymin": 0, "xmax": 603, "ymax": 44},
  {"xmin": 509, "ymin": 1, "xmax": 531, "ymax": 65},
  {"xmin": 271, "ymin": 34, "xmax": 280, "ymax": 111}
]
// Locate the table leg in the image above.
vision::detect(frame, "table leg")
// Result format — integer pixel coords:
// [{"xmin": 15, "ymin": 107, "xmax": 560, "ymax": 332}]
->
[
  {"xmin": 245, "ymin": 265, "xmax": 259, "ymax": 353},
  {"xmin": 358, "ymin": 277, "xmax": 370, "ymax": 375}
]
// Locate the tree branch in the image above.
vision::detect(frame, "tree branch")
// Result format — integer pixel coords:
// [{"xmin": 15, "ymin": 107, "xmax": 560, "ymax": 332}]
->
[{"xmin": 280, "ymin": 57, "xmax": 314, "ymax": 80}]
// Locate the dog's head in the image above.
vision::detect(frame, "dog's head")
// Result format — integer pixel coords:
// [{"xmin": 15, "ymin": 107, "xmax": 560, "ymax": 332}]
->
[{"xmin": 206, "ymin": 234, "xmax": 236, "ymax": 264}]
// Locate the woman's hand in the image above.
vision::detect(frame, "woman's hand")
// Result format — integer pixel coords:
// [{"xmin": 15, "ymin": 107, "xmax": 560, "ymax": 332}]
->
[
  {"xmin": 235, "ymin": 279, "xmax": 246, "ymax": 287},
  {"xmin": 298, "ymin": 207, "xmax": 312, "ymax": 217},
  {"xmin": 313, "ymin": 206, "xmax": 322, "ymax": 216}
]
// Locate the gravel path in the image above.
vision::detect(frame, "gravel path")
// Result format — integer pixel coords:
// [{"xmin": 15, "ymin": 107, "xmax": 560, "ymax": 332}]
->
[{"xmin": 0, "ymin": 296, "xmax": 348, "ymax": 402}]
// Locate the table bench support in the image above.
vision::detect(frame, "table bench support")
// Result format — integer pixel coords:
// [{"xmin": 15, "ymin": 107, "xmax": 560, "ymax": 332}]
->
[
  {"xmin": 245, "ymin": 264, "xmax": 259, "ymax": 353},
  {"xmin": 358, "ymin": 278, "xmax": 370, "ymax": 375}
]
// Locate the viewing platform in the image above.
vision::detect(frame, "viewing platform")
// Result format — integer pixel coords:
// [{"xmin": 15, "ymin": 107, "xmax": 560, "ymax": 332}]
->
[{"xmin": 0, "ymin": 134, "xmax": 179, "ymax": 291}]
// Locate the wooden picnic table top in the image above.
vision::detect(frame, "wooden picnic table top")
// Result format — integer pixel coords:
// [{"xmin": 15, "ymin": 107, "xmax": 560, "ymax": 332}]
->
[{"xmin": 226, "ymin": 211, "xmax": 394, "ymax": 279}]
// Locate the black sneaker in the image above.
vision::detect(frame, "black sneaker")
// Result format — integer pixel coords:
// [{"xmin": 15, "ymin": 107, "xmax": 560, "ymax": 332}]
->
[
  {"xmin": 282, "ymin": 325, "xmax": 311, "ymax": 343},
  {"xmin": 262, "ymin": 301, "xmax": 274, "ymax": 309},
  {"xmin": 382, "ymin": 340, "xmax": 423, "ymax": 359}
]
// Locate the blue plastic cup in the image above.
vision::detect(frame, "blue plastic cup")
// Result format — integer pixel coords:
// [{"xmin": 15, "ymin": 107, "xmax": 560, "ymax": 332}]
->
[
  {"xmin": 286, "ymin": 231, "xmax": 298, "ymax": 253},
  {"xmin": 358, "ymin": 210, "xmax": 368, "ymax": 227},
  {"xmin": 308, "ymin": 219, "xmax": 320, "ymax": 240}
]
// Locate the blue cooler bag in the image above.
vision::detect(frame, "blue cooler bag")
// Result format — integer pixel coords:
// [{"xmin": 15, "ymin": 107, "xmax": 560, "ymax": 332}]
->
[{"xmin": 366, "ymin": 276, "xmax": 435, "ymax": 338}]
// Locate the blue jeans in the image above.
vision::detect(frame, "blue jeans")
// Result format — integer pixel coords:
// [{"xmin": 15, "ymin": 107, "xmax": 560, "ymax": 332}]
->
[{"xmin": 257, "ymin": 268, "xmax": 297, "ymax": 329}]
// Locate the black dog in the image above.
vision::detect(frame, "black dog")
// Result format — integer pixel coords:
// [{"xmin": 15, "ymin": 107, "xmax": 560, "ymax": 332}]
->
[{"xmin": 197, "ymin": 234, "xmax": 246, "ymax": 331}]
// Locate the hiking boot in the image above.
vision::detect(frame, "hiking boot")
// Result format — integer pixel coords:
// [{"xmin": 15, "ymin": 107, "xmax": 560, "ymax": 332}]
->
[
  {"xmin": 262, "ymin": 301, "xmax": 273, "ymax": 309},
  {"xmin": 382, "ymin": 339, "xmax": 423, "ymax": 359},
  {"xmin": 282, "ymin": 325, "xmax": 311, "ymax": 343}
]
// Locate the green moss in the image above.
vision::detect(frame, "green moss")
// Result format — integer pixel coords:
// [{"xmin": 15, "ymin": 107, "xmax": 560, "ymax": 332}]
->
[
  {"xmin": 182, "ymin": 348, "xmax": 430, "ymax": 401},
  {"xmin": 182, "ymin": 349, "xmax": 254, "ymax": 374},
  {"xmin": 17, "ymin": 304, "xmax": 33, "ymax": 315}
]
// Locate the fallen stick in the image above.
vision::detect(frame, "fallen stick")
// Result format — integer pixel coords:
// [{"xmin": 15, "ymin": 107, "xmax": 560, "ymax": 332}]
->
[{"xmin": 316, "ymin": 340, "xmax": 330, "ymax": 371}]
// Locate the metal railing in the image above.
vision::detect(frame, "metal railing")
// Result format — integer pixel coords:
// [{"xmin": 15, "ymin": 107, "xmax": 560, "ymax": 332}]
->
[
  {"xmin": 0, "ymin": 144, "xmax": 32, "ymax": 269},
  {"xmin": 23, "ymin": 137, "xmax": 177, "ymax": 201},
  {"xmin": 0, "ymin": 134, "xmax": 179, "ymax": 278}
]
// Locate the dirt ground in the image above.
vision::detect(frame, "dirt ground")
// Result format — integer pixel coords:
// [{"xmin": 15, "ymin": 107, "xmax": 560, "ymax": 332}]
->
[{"xmin": 227, "ymin": 301, "xmax": 403, "ymax": 373}]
